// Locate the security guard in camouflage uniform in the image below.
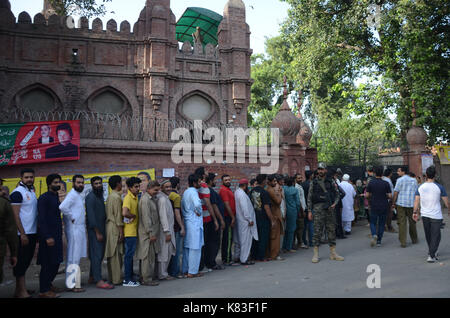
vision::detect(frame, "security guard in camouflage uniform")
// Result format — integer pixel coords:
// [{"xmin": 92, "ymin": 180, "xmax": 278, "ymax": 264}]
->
[
  {"xmin": 0, "ymin": 188, "xmax": 18, "ymax": 283},
  {"xmin": 307, "ymin": 163, "xmax": 344, "ymax": 263}
]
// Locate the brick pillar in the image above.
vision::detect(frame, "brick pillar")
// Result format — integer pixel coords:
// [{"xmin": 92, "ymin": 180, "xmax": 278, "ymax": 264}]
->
[
  {"xmin": 136, "ymin": 0, "xmax": 176, "ymax": 141},
  {"xmin": 403, "ymin": 102, "xmax": 430, "ymax": 177},
  {"xmin": 218, "ymin": 0, "xmax": 252, "ymax": 127}
]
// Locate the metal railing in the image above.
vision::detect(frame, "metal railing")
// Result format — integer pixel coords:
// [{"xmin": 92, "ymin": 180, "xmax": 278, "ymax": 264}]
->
[{"xmin": 1, "ymin": 109, "xmax": 254, "ymax": 143}]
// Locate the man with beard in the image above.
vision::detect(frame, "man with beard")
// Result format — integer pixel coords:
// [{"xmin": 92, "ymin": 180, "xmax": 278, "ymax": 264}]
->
[
  {"xmin": 105, "ymin": 175, "xmax": 124, "ymax": 286},
  {"xmin": 137, "ymin": 181, "xmax": 160, "ymax": 286},
  {"xmin": 37, "ymin": 174, "xmax": 64, "ymax": 298},
  {"xmin": 10, "ymin": 168, "xmax": 38, "ymax": 298},
  {"xmin": 86, "ymin": 176, "xmax": 113, "ymax": 290},
  {"xmin": 234, "ymin": 179, "xmax": 258, "ymax": 265},
  {"xmin": 156, "ymin": 180, "xmax": 176, "ymax": 280},
  {"xmin": 307, "ymin": 163, "xmax": 344, "ymax": 263},
  {"xmin": 59, "ymin": 175, "xmax": 87, "ymax": 292},
  {"xmin": 219, "ymin": 174, "xmax": 237, "ymax": 266}
]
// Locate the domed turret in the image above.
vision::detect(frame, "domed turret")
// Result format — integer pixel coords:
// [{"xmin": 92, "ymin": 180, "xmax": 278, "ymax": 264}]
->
[
  {"xmin": 0, "ymin": 0, "xmax": 11, "ymax": 10},
  {"xmin": 271, "ymin": 77, "xmax": 301, "ymax": 144},
  {"xmin": 406, "ymin": 101, "xmax": 427, "ymax": 152}
]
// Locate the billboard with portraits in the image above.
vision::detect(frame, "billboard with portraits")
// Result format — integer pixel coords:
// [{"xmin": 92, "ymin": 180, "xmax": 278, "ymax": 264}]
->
[{"xmin": 0, "ymin": 120, "xmax": 80, "ymax": 166}]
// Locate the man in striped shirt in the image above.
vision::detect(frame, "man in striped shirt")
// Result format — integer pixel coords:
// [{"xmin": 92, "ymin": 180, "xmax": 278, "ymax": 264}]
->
[
  {"xmin": 195, "ymin": 167, "xmax": 219, "ymax": 273},
  {"xmin": 393, "ymin": 166, "xmax": 418, "ymax": 248}
]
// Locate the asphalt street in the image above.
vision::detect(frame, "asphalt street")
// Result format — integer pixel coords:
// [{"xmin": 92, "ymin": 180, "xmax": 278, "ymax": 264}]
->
[{"xmin": 1, "ymin": 215, "xmax": 449, "ymax": 298}]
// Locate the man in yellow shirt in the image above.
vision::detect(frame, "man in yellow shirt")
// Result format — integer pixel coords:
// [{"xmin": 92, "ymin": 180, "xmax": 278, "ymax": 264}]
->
[
  {"xmin": 122, "ymin": 177, "xmax": 141, "ymax": 287},
  {"xmin": 168, "ymin": 177, "xmax": 185, "ymax": 278}
]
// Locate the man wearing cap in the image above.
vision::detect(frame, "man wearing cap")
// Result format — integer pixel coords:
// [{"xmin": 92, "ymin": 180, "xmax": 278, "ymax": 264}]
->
[
  {"xmin": 234, "ymin": 179, "xmax": 258, "ymax": 265},
  {"xmin": 307, "ymin": 163, "xmax": 344, "ymax": 263},
  {"xmin": 340, "ymin": 174, "xmax": 356, "ymax": 235}
]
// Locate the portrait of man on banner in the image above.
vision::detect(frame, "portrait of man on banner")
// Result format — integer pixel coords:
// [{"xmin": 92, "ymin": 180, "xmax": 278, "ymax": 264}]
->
[
  {"xmin": 45, "ymin": 123, "xmax": 79, "ymax": 159},
  {"xmin": 38, "ymin": 124, "xmax": 54, "ymax": 145}
]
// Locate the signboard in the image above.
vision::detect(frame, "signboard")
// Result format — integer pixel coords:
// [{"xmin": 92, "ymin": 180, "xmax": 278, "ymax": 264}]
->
[
  {"xmin": 0, "ymin": 120, "xmax": 80, "ymax": 166},
  {"xmin": 421, "ymin": 154, "xmax": 434, "ymax": 175},
  {"xmin": 2, "ymin": 169, "xmax": 156, "ymax": 200},
  {"xmin": 436, "ymin": 146, "xmax": 450, "ymax": 165}
]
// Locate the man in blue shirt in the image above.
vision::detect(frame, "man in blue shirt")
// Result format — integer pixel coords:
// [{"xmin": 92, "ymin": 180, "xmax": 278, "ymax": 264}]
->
[{"xmin": 393, "ymin": 166, "xmax": 418, "ymax": 248}]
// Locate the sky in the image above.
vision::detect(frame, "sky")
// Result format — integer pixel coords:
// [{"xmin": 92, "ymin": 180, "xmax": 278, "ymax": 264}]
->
[{"xmin": 10, "ymin": 0, "xmax": 290, "ymax": 55}]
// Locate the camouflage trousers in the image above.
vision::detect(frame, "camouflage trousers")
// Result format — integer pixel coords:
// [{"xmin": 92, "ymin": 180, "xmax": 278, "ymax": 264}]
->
[{"xmin": 312, "ymin": 208, "xmax": 336, "ymax": 247}]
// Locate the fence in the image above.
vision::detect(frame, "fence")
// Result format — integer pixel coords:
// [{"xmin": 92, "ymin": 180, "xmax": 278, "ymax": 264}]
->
[{"xmin": 1, "ymin": 109, "xmax": 266, "ymax": 144}]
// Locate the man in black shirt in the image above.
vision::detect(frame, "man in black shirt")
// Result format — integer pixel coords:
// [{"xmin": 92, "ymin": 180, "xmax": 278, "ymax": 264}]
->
[
  {"xmin": 250, "ymin": 174, "xmax": 275, "ymax": 262},
  {"xmin": 365, "ymin": 167, "xmax": 392, "ymax": 247},
  {"xmin": 37, "ymin": 174, "xmax": 64, "ymax": 298}
]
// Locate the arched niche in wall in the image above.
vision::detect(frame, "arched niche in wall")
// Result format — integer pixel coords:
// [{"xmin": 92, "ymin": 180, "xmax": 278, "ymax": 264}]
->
[
  {"xmin": 14, "ymin": 84, "xmax": 61, "ymax": 112},
  {"xmin": 86, "ymin": 87, "xmax": 131, "ymax": 115},
  {"xmin": 176, "ymin": 91, "xmax": 219, "ymax": 123}
]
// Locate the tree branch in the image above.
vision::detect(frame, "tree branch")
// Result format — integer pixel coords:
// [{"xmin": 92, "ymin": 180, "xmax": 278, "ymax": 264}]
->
[{"xmin": 336, "ymin": 43, "xmax": 362, "ymax": 51}]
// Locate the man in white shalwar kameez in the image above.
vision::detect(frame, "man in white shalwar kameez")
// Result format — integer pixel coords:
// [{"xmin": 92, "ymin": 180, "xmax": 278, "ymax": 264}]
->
[
  {"xmin": 59, "ymin": 175, "xmax": 87, "ymax": 292},
  {"xmin": 340, "ymin": 174, "xmax": 356, "ymax": 234},
  {"xmin": 156, "ymin": 180, "xmax": 176, "ymax": 280},
  {"xmin": 234, "ymin": 179, "xmax": 258, "ymax": 265},
  {"xmin": 181, "ymin": 175, "xmax": 204, "ymax": 277}
]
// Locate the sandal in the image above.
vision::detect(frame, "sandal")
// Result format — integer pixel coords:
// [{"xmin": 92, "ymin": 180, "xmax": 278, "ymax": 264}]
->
[
  {"xmin": 187, "ymin": 273, "xmax": 203, "ymax": 278},
  {"xmin": 69, "ymin": 288, "xmax": 86, "ymax": 293},
  {"xmin": 241, "ymin": 261, "xmax": 255, "ymax": 265},
  {"xmin": 212, "ymin": 265, "xmax": 225, "ymax": 270},
  {"xmin": 97, "ymin": 282, "xmax": 114, "ymax": 290}
]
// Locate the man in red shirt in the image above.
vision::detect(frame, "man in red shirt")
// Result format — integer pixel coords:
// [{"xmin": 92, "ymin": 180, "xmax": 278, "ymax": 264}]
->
[{"xmin": 219, "ymin": 175, "xmax": 238, "ymax": 265}]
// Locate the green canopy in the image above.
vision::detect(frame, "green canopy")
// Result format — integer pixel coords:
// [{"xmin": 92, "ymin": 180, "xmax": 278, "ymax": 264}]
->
[{"xmin": 176, "ymin": 7, "xmax": 223, "ymax": 46}]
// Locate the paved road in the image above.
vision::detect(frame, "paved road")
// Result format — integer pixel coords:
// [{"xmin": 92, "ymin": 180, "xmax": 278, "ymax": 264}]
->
[{"xmin": 1, "ymin": 215, "xmax": 449, "ymax": 298}]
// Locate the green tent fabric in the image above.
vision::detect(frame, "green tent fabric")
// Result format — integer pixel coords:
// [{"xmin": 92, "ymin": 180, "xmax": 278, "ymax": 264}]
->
[{"xmin": 176, "ymin": 7, "xmax": 223, "ymax": 46}]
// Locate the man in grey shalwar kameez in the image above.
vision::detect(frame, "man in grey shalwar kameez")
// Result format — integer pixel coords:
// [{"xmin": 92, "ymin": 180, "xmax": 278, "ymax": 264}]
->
[
  {"xmin": 234, "ymin": 179, "xmax": 258, "ymax": 265},
  {"xmin": 156, "ymin": 180, "xmax": 176, "ymax": 280},
  {"xmin": 86, "ymin": 176, "xmax": 113, "ymax": 289}
]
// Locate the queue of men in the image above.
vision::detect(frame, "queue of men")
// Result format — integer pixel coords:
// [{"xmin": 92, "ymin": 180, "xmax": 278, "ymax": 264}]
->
[{"xmin": 0, "ymin": 162, "xmax": 448, "ymax": 298}]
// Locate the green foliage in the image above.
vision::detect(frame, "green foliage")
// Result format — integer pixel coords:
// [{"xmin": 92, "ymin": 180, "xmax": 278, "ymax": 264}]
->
[
  {"xmin": 48, "ymin": 0, "xmax": 113, "ymax": 18},
  {"xmin": 280, "ymin": 0, "xmax": 449, "ymax": 143},
  {"xmin": 248, "ymin": 36, "xmax": 296, "ymax": 128},
  {"xmin": 312, "ymin": 112, "xmax": 396, "ymax": 166}
]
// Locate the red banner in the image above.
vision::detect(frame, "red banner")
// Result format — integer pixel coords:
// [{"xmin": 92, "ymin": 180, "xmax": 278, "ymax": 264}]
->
[{"xmin": 0, "ymin": 120, "xmax": 80, "ymax": 166}]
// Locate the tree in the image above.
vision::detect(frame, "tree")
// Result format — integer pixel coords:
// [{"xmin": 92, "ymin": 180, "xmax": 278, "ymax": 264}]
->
[
  {"xmin": 47, "ymin": 0, "xmax": 113, "ymax": 18},
  {"xmin": 248, "ymin": 36, "xmax": 296, "ymax": 128},
  {"xmin": 312, "ymin": 113, "xmax": 397, "ymax": 166},
  {"xmin": 280, "ymin": 0, "xmax": 449, "ymax": 144}
]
